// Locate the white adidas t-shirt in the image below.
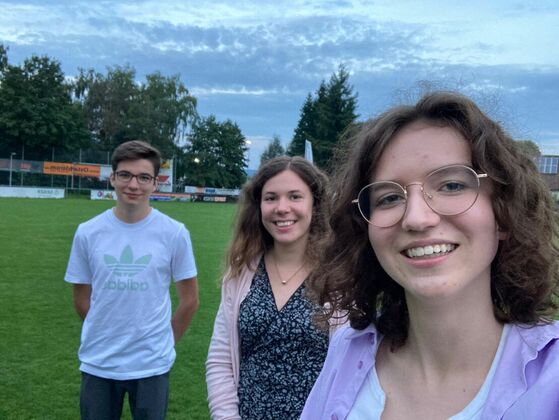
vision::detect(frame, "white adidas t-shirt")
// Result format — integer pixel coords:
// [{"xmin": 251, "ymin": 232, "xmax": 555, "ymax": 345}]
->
[{"xmin": 65, "ymin": 208, "xmax": 197, "ymax": 380}]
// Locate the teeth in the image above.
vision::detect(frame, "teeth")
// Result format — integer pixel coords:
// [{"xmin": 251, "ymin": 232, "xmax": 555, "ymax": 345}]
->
[
  {"xmin": 276, "ymin": 221, "xmax": 294, "ymax": 227},
  {"xmin": 405, "ymin": 244, "xmax": 455, "ymax": 258}
]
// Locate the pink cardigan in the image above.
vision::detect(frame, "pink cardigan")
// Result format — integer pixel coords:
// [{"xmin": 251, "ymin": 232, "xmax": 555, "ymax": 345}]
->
[
  {"xmin": 206, "ymin": 262, "xmax": 256, "ymax": 420},
  {"xmin": 205, "ymin": 259, "xmax": 344, "ymax": 419}
]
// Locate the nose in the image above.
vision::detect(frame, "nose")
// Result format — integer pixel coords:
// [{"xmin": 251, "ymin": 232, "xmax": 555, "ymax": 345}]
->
[
  {"xmin": 400, "ymin": 185, "xmax": 440, "ymax": 231},
  {"xmin": 127, "ymin": 176, "xmax": 140, "ymax": 188},
  {"xmin": 274, "ymin": 196, "xmax": 290, "ymax": 213}
]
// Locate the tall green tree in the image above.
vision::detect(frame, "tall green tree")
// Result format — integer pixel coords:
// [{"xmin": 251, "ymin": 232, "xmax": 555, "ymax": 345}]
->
[
  {"xmin": 515, "ymin": 140, "xmax": 541, "ymax": 159},
  {"xmin": 128, "ymin": 72, "xmax": 197, "ymax": 158},
  {"xmin": 182, "ymin": 115, "xmax": 247, "ymax": 188},
  {"xmin": 0, "ymin": 49, "xmax": 89, "ymax": 159},
  {"xmin": 0, "ymin": 44, "xmax": 8, "ymax": 74},
  {"xmin": 73, "ymin": 66, "xmax": 138, "ymax": 151},
  {"xmin": 288, "ymin": 65, "xmax": 358, "ymax": 169},
  {"xmin": 260, "ymin": 135, "xmax": 285, "ymax": 166},
  {"xmin": 288, "ymin": 94, "xmax": 316, "ymax": 157},
  {"xmin": 74, "ymin": 66, "xmax": 198, "ymax": 169}
]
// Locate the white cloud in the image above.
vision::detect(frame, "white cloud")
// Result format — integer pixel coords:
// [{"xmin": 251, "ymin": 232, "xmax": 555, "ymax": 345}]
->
[
  {"xmin": 191, "ymin": 86, "xmax": 300, "ymax": 97},
  {"xmin": 465, "ymin": 80, "xmax": 528, "ymax": 94},
  {"xmin": 1, "ymin": 0, "xmax": 558, "ymax": 158}
]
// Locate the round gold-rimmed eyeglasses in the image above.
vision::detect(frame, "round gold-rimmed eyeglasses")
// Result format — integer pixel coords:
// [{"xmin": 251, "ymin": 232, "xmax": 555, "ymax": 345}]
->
[{"xmin": 352, "ymin": 164, "xmax": 488, "ymax": 227}]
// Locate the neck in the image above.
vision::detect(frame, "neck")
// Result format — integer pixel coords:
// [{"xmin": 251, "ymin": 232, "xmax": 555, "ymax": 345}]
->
[
  {"xmin": 113, "ymin": 203, "xmax": 152, "ymax": 224},
  {"xmin": 402, "ymin": 287, "xmax": 503, "ymax": 375},
  {"xmin": 270, "ymin": 238, "xmax": 308, "ymax": 265}
]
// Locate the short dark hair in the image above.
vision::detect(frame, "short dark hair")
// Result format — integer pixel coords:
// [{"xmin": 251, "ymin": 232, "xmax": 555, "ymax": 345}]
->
[
  {"xmin": 310, "ymin": 91, "xmax": 559, "ymax": 348},
  {"xmin": 111, "ymin": 140, "xmax": 161, "ymax": 176},
  {"xmin": 226, "ymin": 156, "xmax": 331, "ymax": 278}
]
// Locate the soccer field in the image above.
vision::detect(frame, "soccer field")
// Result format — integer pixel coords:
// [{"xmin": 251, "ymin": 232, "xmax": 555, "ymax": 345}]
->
[{"xmin": 0, "ymin": 197, "xmax": 237, "ymax": 419}]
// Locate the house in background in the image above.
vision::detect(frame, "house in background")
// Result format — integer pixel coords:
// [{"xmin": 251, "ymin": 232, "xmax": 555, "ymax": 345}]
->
[{"xmin": 535, "ymin": 155, "xmax": 559, "ymax": 206}]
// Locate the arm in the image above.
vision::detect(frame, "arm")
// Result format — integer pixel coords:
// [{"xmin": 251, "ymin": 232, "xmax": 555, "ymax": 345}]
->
[
  {"xmin": 206, "ymin": 286, "xmax": 242, "ymax": 420},
  {"xmin": 73, "ymin": 283, "xmax": 92, "ymax": 321},
  {"xmin": 172, "ymin": 277, "xmax": 199, "ymax": 344}
]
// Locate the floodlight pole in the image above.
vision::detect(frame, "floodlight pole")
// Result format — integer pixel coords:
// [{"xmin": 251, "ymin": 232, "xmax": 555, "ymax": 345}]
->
[
  {"xmin": 9, "ymin": 152, "xmax": 16, "ymax": 187},
  {"xmin": 245, "ymin": 140, "xmax": 252, "ymax": 169}
]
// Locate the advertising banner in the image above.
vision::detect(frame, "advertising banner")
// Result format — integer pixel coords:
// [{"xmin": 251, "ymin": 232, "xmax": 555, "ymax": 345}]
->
[
  {"xmin": 91, "ymin": 189, "xmax": 117, "ymax": 200},
  {"xmin": 150, "ymin": 192, "xmax": 192, "ymax": 202},
  {"xmin": 184, "ymin": 185, "xmax": 240, "ymax": 197},
  {"xmin": 157, "ymin": 159, "xmax": 173, "ymax": 192},
  {"xmin": 0, "ymin": 187, "xmax": 64, "ymax": 199},
  {"xmin": 90, "ymin": 189, "xmax": 192, "ymax": 202},
  {"xmin": 100, "ymin": 165, "xmax": 112, "ymax": 181},
  {"xmin": 0, "ymin": 159, "xmax": 43, "ymax": 173},
  {"xmin": 44, "ymin": 162, "xmax": 101, "ymax": 177}
]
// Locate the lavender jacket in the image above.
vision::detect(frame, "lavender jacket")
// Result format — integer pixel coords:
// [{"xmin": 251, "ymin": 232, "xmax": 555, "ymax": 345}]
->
[{"xmin": 301, "ymin": 322, "xmax": 559, "ymax": 420}]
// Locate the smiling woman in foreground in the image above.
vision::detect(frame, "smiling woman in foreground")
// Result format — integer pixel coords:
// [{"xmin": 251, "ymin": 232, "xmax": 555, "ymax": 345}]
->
[{"xmin": 302, "ymin": 92, "xmax": 559, "ymax": 420}]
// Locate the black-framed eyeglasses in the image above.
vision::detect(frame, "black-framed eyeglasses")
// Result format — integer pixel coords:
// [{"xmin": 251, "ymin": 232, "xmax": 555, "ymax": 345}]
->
[
  {"xmin": 352, "ymin": 164, "xmax": 488, "ymax": 228},
  {"xmin": 114, "ymin": 171, "xmax": 156, "ymax": 185}
]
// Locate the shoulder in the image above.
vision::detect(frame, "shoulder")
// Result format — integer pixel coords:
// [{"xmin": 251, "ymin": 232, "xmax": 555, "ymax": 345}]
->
[
  {"xmin": 329, "ymin": 323, "xmax": 379, "ymax": 356},
  {"xmin": 75, "ymin": 209, "xmax": 112, "ymax": 235},
  {"xmin": 223, "ymin": 257, "xmax": 260, "ymax": 283},
  {"xmin": 511, "ymin": 321, "xmax": 559, "ymax": 352},
  {"xmin": 149, "ymin": 209, "xmax": 191, "ymax": 236},
  {"xmin": 222, "ymin": 258, "xmax": 260, "ymax": 295},
  {"xmin": 150, "ymin": 209, "xmax": 183, "ymax": 228}
]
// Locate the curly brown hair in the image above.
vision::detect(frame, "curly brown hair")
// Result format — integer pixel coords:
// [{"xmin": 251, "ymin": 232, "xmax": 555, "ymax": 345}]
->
[
  {"xmin": 226, "ymin": 156, "xmax": 331, "ymax": 278},
  {"xmin": 310, "ymin": 91, "xmax": 559, "ymax": 347}
]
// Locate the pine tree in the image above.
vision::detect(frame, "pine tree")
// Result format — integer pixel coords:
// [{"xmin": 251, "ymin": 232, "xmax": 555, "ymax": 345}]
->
[
  {"xmin": 260, "ymin": 135, "xmax": 285, "ymax": 166},
  {"xmin": 288, "ymin": 94, "xmax": 316, "ymax": 157},
  {"xmin": 287, "ymin": 64, "xmax": 358, "ymax": 170}
]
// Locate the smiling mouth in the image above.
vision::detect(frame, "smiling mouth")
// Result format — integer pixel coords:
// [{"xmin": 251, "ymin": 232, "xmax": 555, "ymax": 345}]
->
[
  {"xmin": 404, "ymin": 244, "xmax": 456, "ymax": 259},
  {"xmin": 275, "ymin": 220, "xmax": 295, "ymax": 227}
]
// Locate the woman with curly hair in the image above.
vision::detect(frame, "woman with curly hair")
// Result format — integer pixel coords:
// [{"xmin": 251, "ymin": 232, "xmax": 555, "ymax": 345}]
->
[
  {"xmin": 302, "ymin": 92, "xmax": 559, "ymax": 419},
  {"xmin": 206, "ymin": 156, "xmax": 336, "ymax": 419}
]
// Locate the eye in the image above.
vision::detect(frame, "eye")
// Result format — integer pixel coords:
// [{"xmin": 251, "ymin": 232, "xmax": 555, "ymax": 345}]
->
[
  {"xmin": 290, "ymin": 193, "xmax": 303, "ymax": 200},
  {"xmin": 439, "ymin": 181, "xmax": 466, "ymax": 193},
  {"xmin": 138, "ymin": 174, "xmax": 153, "ymax": 183},
  {"xmin": 118, "ymin": 171, "xmax": 132, "ymax": 180},
  {"xmin": 263, "ymin": 195, "xmax": 276, "ymax": 202},
  {"xmin": 374, "ymin": 193, "xmax": 405, "ymax": 209}
]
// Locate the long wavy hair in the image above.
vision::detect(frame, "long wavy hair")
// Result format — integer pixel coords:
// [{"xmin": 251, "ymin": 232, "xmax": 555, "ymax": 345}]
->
[
  {"xmin": 310, "ymin": 91, "xmax": 559, "ymax": 347},
  {"xmin": 226, "ymin": 156, "xmax": 331, "ymax": 278}
]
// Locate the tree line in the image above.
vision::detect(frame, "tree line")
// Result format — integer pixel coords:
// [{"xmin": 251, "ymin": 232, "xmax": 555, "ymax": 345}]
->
[
  {"xmin": 0, "ymin": 45, "xmax": 251, "ymax": 188},
  {"xmin": 0, "ymin": 44, "xmax": 362, "ymax": 189},
  {"xmin": 1, "ymin": 44, "xmax": 539, "ymax": 189}
]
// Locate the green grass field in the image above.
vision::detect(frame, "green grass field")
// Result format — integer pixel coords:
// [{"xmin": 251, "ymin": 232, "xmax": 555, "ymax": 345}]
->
[{"xmin": 0, "ymin": 197, "xmax": 237, "ymax": 420}]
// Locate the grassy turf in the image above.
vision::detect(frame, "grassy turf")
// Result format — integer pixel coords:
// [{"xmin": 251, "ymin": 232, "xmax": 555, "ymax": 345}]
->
[{"xmin": 0, "ymin": 197, "xmax": 236, "ymax": 419}]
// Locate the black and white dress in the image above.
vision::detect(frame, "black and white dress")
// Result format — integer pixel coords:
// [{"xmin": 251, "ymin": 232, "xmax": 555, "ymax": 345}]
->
[{"xmin": 237, "ymin": 259, "xmax": 329, "ymax": 419}]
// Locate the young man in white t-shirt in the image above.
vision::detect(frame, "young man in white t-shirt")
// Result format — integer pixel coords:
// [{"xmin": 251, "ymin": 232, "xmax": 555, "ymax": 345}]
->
[{"xmin": 65, "ymin": 140, "xmax": 199, "ymax": 420}]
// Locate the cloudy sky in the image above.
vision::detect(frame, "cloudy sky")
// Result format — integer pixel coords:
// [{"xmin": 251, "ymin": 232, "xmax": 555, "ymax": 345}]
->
[{"xmin": 1, "ymin": 0, "xmax": 558, "ymax": 168}]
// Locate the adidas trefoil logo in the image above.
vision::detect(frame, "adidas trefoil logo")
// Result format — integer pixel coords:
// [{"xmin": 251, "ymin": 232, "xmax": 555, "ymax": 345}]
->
[{"xmin": 104, "ymin": 245, "xmax": 152, "ymax": 278}]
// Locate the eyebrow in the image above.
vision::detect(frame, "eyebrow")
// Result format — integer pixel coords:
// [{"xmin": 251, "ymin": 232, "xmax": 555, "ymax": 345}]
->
[
  {"xmin": 263, "ymin": 189, "xmax": 304, "ymax": 194},
  {"xmin": 117, "ymin": 171, "xmax": 154, "ymax": 176}
]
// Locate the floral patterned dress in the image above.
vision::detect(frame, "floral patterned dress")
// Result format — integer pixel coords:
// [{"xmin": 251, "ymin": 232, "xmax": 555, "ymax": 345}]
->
[{"xmin": 237, "ymin": 259, "xmax": 329, "ymax": 419}]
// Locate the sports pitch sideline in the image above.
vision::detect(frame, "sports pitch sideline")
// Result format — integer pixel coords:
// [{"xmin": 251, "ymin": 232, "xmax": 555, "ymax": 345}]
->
[{"xmin": 0, "ymin": 197, "xmax": 236, "ymax": 420}]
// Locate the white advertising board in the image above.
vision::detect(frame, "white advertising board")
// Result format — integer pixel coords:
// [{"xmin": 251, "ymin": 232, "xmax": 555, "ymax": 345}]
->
[
  {"xmin": 157, "ymin": 159, "xmax": 173, "ymax": 192},
  {"xmin": 91, "ymin": 189, "xmax": 117, "ymax": 200},
  {"xmin": 0, "ymin": 186, "xmax": 65, "ymax": 199}
]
